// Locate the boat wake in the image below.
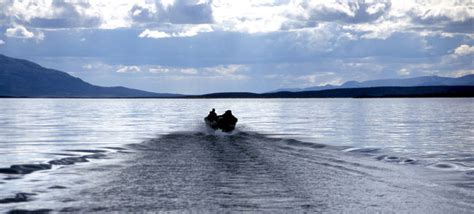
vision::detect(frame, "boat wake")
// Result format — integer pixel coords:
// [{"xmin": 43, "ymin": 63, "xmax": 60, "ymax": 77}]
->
[{"xmin": 1, "ymin": 128, "xmax": 473, "ymax": 213}]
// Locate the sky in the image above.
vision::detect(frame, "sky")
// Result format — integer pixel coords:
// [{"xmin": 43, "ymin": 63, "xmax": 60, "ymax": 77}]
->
[{"xmin": 0, "ymin": 0, "xmax": 473, "ymax": 94}]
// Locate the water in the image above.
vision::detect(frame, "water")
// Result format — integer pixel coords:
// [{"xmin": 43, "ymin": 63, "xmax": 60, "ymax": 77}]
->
[{"xmin": 0, "ymin": 98, "xmax": 473, "ymax": 212}]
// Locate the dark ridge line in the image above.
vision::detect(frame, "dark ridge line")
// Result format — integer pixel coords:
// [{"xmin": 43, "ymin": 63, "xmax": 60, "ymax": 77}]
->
[
  {"xmin": 0, "ymin": 96, "xmax": 187, "ymax": 99},
  {"xmin": 188, "ymin": 86, "xmax": 474, "ymax": 98},
  {"xmin": 2, "ymin": 86, "xmax": 474, "ymax": 99}
]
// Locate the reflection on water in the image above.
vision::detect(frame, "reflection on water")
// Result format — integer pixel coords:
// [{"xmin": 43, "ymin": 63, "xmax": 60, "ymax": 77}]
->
[{"xmin": 0, "ymin": 98, "xmax": 473, "ymax": 168}]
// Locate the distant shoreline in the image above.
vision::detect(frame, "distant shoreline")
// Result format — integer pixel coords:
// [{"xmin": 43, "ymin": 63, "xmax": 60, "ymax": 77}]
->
[
  {"xmin": 2, "ymin": 86, "xmax": 474, "ymax": 99},
  {"xmin": 1, "ymin": 97, "xmax": 473, "ymax": 99}
]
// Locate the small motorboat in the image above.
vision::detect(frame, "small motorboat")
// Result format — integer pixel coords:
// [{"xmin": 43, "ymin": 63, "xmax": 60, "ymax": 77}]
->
[{"xmin": 204, "ymin": 109, "xmax": 238, "ymax": 132}]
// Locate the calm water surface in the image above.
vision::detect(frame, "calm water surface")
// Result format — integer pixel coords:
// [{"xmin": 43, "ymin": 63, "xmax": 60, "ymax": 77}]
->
[
  {"xmin": 0, "ymin": 98, "xmax": 473, "ymax": 212},
  {"xmin": 0, "ymin": 98, "xmax": 472, "ymax": 168}
]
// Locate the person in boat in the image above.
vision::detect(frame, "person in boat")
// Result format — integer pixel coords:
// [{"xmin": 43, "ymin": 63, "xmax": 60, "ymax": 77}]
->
[
  {"xmin": 217, "ymin": 110, "xmax": 238, "ymax": 132},
  {"xmin": 205, "ymin": 108, "xmax": 219, "ymax": 129},
  {"xmin": 207, "ymin": 108, "xmax": 218, "ymax": 121}
]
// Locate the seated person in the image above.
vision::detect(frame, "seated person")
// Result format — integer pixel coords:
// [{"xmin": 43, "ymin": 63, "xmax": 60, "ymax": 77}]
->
[
  {"xmin": 205, "ymin": 108, "xmax": 219, "ymax": 129},
  {"xmin": 206, "ymin": 108, "xmax": 218, "ymax": 121},
  {"xmin": 217, "ymin": 110, "xmax": 238, "ymax": 132}
]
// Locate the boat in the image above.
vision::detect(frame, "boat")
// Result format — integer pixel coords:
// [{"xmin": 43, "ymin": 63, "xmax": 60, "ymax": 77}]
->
[{"xmin": 204, "ymin": 109, "xmax": 238, "ymax": 132}]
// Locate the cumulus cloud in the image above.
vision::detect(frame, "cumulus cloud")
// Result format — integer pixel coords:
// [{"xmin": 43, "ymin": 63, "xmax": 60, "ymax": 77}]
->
[
  {"xmin": 1, "ymin": 0, "xmax": 472, "ymax": 40},
  {"xmin": 211, "ymin": 1, "xmax": 288, "ymax": 33},
  {"xmin": 406, "ymin": 0, "xmax": 473, "ymax": 33},
  {"xmin": 0, "ymin": 0, "xmax": 213, "ymax": 31},
  {"xmin": 0, "ymin": 39, "xmax": 4, "ymax": 45},
  {"xmin": 387, "ymin": 1, "xmax": 474, "ymax": 38},
  {"xmin": 5, "ymin": 25, "xmax": 44, "ymax": 40},
  {"xmin": 139, "ymin": 29, "xmax": 171, "ymax": 39},
  {"xmin": 5, "ymin": 25, "xmax": 34, "ymax": 38},
  {"xmin": 289, "ymin": 0, "xmax": 391, "ymax": 25},
  {"xmin": 454, "ymin": 44, "xmax": 474, "ymax": 56},
  {"xmin": 209, "ymin": 0, "xmax": 473, "ymax": 39},
  {"xmin": 116, "ymin": 65, "xmax": 141, "ymax": 73},
  {"xmin": 293, "ymin": 0, "xmax": 474, "ymax": 39},
  {"xmin": 0, "ymin": 0, "xmax": 101, "ymax": 29},
  {"xmin": 131, "ymin": 0, "xmax": 214, "ymax": 25}
]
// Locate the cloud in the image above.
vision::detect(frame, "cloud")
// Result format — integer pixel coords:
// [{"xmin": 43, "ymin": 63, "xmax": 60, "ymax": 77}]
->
[
  {"xmin": 149, "ymin": 66, "xmax": 171, "ymax": 73},
  {"xmin": 211, "ymin": 1, "xmax": 288, "ymax": 33},
  {"xmin": 0, "ymin": 0, "xmax": 102, "ymax": 29},
  {"xmin": 339, "ymin": 1, "xmax": 470, "ymax": 39},
  {"xmin": 289, "ymin": 0, "xmax": 392, "ymax": 24},
  {"xmin": 116, "ymin": 65, "xmax": 141, "ymax": 73},
  {"xmin": 398, "ymin": 68, "xmax": 410, "ymax": 76},
  {"xmin": 5, "ymin": 25, "xmax": 34, "ymax": 38},
  {"xmin": 180, "ymin": 68, "xmax": 198, "ymax": 74},
  {"xmin": 148, "ymin": 64, "xmax": 246, "ymax": 77},
  {"xmin": 209, "ymin": 64, "xmax": 246, "ymax": 75},
  {"xmin": 31, "ymin": 1, "xmax": 101, "ymax": 29},
  {"xmin": 1, "ymin": 0, "xmax": 472, "ymax": 42},
  {"xmin": 447, "ymin": 69, "xmax": 474, "ymax": 77},
  {"xmin": 0, "ymin": 0, "xmax": 213, "ymax": 31},
  {"xmin": 148, "ymin": 65, "xmax": 200, "ymax": 74},
  {"xmin": 82, "ymin": 62, "xmax": 115, "ymax": 71},
  {"xmin": 265, "ymin": 71, "xmax": 342, "ymax": 87},
  {"xmin": 129, "ymin": 63, "xmax": 248, "ymax": 80},
  {"xmin": 1, "ymin": 1, "xmax": 473, "ymax": 94},
  {"xmin": 139, "ymin": 29, "xmax": 171, "ymax": 39},
  {"xmin": 381, "ymin": 0, "xmax": 474, "ymax": 38},
  {"xmin": 5, "ymin": 25, "xmax": 44, "ymax": 40},
  {"xmin": 83, "ymin": 64, "xmax": 94, "ymax": 70},
  {"xmin": 406, "ymin": 0, "xmax": 473, "ymax": 33},
  {"xmin": 139, "ymin": 24, "xmax": 213, "ymax": 38},
  {"xmin": 454, "ymin": 44, "xmax": 474, "ymax": 56},
  {"xmin": 0, "ymin": 39, "xmax": 4, "ymax": 45},
  {"xmin": 131, "ymin": 0, "xmax": 214, "ymax": 25}
]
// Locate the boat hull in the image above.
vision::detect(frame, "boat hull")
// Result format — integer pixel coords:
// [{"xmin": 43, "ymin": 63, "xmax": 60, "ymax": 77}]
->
[{"xmin": 204, "ymin": 117, "xmax": 237, "ymax": 132}]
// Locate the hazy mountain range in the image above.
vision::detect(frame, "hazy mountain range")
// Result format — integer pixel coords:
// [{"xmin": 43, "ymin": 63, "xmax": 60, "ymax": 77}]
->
[
  {"xmin": 1, "ymin": 54, "xmax": 473, "ymax": 98},
  {"xmin": 272, "ymin": 74, "xmax": 474, "ymax": 93},
  {"xmin": 0, "ymin": 54, "xmax": 178, "ymax": 98}
]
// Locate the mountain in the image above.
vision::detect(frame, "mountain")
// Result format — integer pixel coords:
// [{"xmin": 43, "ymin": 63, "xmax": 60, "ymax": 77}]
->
[
  {"xmin": 340, "ymin": 75, "xmax": 474, "ymax": 88},
  {"xmin": 272, "ymin": 75, "xmax": 474, "ymax": 92},
  {"xmin": 0, "ymin": 54, "xmax": 178, "ymax": 98},
  {"xmin": 267, "ymin": 84, "xmax": 339, "ymax": 93},
  {"xmin": 191, "ymin": 86, "xmax": 474, "ymax": 98}
]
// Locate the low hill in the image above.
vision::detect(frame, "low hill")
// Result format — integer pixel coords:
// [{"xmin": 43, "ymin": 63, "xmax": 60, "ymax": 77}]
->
[
  {"xmin": 272, "ymin": 75, "xmax": 474, "ymax": 93},
  {"xmin": 0, "ymin": 54, "xmax": 177, "ymax": 98},
  {"xmin": 191, "ymin": 86, "xmax": 474, "ymax": 98}
]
